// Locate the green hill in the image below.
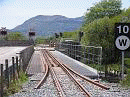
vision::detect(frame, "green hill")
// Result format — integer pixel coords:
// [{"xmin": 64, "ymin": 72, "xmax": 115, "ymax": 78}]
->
[{"xmin": 10, "ymin": 15, "xmax": 84, "ymax": 37}]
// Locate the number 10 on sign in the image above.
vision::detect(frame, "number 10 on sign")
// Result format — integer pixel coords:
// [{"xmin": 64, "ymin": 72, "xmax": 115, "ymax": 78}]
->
[{"xmin": 115, "ymin": 23, "xmax": 130, "ymax": 80}]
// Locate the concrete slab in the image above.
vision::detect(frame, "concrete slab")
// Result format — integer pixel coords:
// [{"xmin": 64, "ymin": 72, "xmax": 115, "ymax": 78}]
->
[{"xmin": 26, "ymin": 50, "xmax": 45, "ymax": 75}]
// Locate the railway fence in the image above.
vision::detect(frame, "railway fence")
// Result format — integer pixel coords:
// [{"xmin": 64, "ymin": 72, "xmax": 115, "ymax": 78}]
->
[
  {"xmin": 55, "ymin": 41, "xmax": 128, "ymax": 82},
  {"xmin": 0, "ymin": 45, "xmax": 34, "ymax": 97},
  {"xmin": 55, "ymin": 42, "xmax": 102, "ymax": 65}
]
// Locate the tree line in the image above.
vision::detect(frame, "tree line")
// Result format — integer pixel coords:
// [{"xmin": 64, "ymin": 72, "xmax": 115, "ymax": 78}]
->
[{"xmin": 63, "ymin": 0, "xmax": 130, "ymax": 64}]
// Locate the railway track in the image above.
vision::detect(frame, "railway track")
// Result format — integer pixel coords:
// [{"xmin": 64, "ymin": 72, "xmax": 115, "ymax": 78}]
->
[
  {"xmin": 34, "ymin": 52, "xmax": 49, "ymax": 89},
  {"xmin": 35, "ymin": 49, "xmax": 110, "ymax": 97}
]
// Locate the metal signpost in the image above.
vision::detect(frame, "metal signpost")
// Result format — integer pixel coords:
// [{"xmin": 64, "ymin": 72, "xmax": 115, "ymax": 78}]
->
[
  {"xmin": 115, "ymin": 23, "xmax": 130, "ymax": 80},
  {"xmin": 29, "ymin": 32, "xmax": 36, "ymax": 44}
]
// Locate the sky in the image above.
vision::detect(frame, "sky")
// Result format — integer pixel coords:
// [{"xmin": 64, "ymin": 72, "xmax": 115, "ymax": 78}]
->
[{"xmin": 0, "ymin": 0, "xmax": 130, "ymax": 29}]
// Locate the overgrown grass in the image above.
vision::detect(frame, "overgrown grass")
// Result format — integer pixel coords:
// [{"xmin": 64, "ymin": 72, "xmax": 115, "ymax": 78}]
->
[
  {"xmin": 87, "ymin": 64, "xmax": 103, "ymax": 71},
  {"xmin": 120, "ymin": 58, "xmax": 130, "ymax": 87},
  {"xmin": 125, "ymin": 58, "xmax": 130, "ymax": 68},
  {"xmin": 86, "ymin": 58, "xmax": 130, "ymax": 87},
  {"xmin": 4, "ymin": 71, "xmax": 28, "ymax": 96},
  {"xmin": 87, "ymin": 63, "xmax": 121, "ymax": 73},
  {"xmin": 120, "ymin": 68, "xmax": 130, "ymax": 88}
]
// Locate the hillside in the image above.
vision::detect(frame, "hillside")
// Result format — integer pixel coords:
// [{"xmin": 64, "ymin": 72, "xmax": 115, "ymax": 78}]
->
[{"xmin": 10, "ymin": 15, "xmax": 84, "ymax": 36}]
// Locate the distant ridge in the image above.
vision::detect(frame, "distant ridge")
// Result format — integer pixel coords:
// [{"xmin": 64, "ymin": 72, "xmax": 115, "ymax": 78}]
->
[{"xmin": 10, "ymin": 15, "xmax": 84, "ymax": 36}]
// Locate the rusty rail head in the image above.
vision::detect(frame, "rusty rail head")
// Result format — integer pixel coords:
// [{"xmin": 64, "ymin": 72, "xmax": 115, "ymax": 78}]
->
[
  {"xmin": 34, "ymin": 63, "xmax": 49, "ymax": 89},
  {"xmin": 47, "ymin": 49, "xmax": 110, "ymax": 90},
  {"xmin": 63, "ymin": 64, "xmax": 110, "ymax": 90},
  {"xmin": 46, "ymin": 49, "xmax": 110, "ymax": 90},
  {"xmin": 42, "ymin": 49, "xmax": 65, "ymax": 97},
  {"xmin": 60, "ymin": 63, "xmax": 92, "ymax": 97},
  {"xmin": 45, "ymin": 50, "xmax": 60, "ymax": 66},
  {"xmin": 45, "ymin": 49, "xmax": 92, "ymax": 97},
  {"xmin": 34, "ymin": 50, "xmax": 49, "ymax": 89}
]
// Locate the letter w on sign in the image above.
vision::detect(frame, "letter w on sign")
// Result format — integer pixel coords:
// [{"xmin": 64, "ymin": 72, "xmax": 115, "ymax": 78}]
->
[
  {"xmin": 115, "ymin": 35, "xmax": 130, "ymax": 50},
  {"xmin": 119, "ymin": 39, "xmax": 127, "ymax": 46}
]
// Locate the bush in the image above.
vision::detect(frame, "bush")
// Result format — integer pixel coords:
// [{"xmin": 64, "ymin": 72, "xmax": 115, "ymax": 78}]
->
[
  {"xmin": 63, "ymin": 31, "xmax": 79, "ymax": 41},
  {"xmin": 4, "ymin": 71, "xmax": 28, "ymax": 96},
  {"xmin": 35, "ymin": 36, "xmax": 45, "ymax": 44}
]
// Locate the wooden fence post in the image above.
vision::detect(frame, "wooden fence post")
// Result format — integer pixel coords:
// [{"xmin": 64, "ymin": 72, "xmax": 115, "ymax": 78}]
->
[
  {"xmin": 12, "ymin": 57, "xmax": 15, "ymax": 82},
  {"xmin": 1, "ymin": 64, "xmax": 3, "ymax": 97},
  {"xmin": 19, "ymin": 52, "xmax": 22, "ymax": 72},
  {"xmin": 84, "ymin": 46, "xmax": 86, "ymax": 64},
  {"xmin": 92, "ymin": 48, "xmax": 95, "ymax": 64},
  {"xmin": 5, "ymin": 59, "xmax": 9, "ymax": 88},
  {"xmin": 88, "ymin": 47, "xmax": 90, "ymax": 64},
  {"xmin": 16, "ymin": 56, "xmax": 19, "ymax": 78},
  {"xmin": 75, "ymin": 44, "xmax": 77, "ymax": 60},
  {"xmin": 22, "ymin": 52, "xmax": 24, "ymax": 71}
]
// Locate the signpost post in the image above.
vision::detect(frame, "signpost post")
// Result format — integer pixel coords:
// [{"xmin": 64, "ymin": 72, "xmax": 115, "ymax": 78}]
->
[
  {"xmin": 122, "ymin": 51, "xmax": 124, "ymax": 79},
  {"xmin": 115, "ymin": 23, "xmax": 130, "ymax": 80}
]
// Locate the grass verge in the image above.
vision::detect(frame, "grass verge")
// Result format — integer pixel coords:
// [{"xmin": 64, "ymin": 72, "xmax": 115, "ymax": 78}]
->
[
  {"xmin": 120, "ymin": 58, "xmax": 130, "ymax": 88},
  {"xmin": 3, "ymin": 71, "xmax": 28, "ymax": 96},
  {"xmin": 120, "ymin": 68, "xmax": 130, "ymax": 88}
]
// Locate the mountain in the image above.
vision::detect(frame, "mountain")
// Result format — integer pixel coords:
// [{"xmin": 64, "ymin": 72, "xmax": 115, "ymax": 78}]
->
[{"xmin": 10, "ymin": 15, "xmax": 84, "ymax": 36}]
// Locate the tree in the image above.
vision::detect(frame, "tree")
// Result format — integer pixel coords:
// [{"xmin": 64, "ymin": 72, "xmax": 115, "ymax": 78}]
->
[
  {"xmin": 85, "ymin": 0, "xmax": 122, "ymax": 23},
  {"xmin": 35, "ymin": 36, "xmax": 45, "ymax": 44},
  {"xmin": 6, "ymin": 32, "xmax": 26, "ymax": 40},
  {"xmin": 81, "ymin": 0, "xmax": 123, "ymax": 65}
]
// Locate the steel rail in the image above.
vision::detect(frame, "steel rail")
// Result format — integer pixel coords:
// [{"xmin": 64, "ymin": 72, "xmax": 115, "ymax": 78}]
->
[
  {"xmin": 60, "ymin": 62, "xmax": 91, "ymax": 97},
  {"xmin": 63, "ymin": 64, "xmax": 110, "ymax": 90},
  {"xmin": 34, "ymin": 50, "xmax": 49, "ymax": 89},
  {"xmin": 45, "ymin": 49, "xmax": 92, "ymax": 97},
  {"xmin": 42, "ymin": 49, "xmax": 65, "ymax": 97},
  {"xmin": 47, "ymin": 49, "xmax": 109, "ymax": 90}
]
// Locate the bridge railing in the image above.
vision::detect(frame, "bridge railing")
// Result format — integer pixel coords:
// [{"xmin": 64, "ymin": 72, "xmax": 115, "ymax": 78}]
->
[{"xmin": 55, "ymin": 43, "xmax": 102, "ymax": 65}]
